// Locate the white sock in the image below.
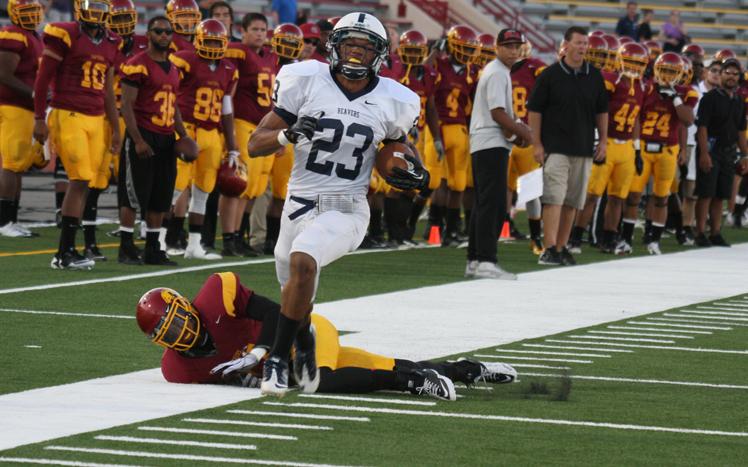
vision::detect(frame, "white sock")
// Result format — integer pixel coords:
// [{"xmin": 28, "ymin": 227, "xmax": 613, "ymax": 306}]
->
[{"xmin": 188, "ymin": 232, "xmax": 202, "ymax": 249}]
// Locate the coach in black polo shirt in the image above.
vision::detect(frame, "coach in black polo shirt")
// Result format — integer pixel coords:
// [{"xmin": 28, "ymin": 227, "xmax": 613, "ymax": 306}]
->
[
  {"xmin": 695, "ymin": 58, "xmax": 748, "ymax": 247},
  {"xmin": 527, "ymin": 26, "xmax": 608, "ymax": 266}
]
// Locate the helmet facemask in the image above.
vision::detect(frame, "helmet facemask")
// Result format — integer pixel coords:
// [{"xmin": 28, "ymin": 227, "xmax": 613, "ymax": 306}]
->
[
  {"xmin": 9, "ymin": 0, "xmax": 43, "ymax": 30},
  {"xmin": 329, "ymin": 29, "xmax": 388, "ymax": 80},
  {"xmin": 272, "ymin": 34, "xmax": 303, "ymax": 60},
  {"xmin": 77, "ymin": 0, "xmax": 110, "ymax": 26},
  {"xmin": 149, "ymin": 289, "xmax": 201, "ymax": 351},
  {"xmin": 108, "ymin": 7, "xmax": 136, "ymax": 36}
]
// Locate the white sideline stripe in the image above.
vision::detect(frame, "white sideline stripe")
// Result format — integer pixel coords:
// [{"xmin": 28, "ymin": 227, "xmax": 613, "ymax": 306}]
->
[
  {"xmin": 0, "ymin": 458, "xmax": 143, "ymax": 467},
  {"xmin": 545, "ymin": 339, "xmax": 748, "ymax": 354},
  {"xmin": 607, "ymin": 325, "xmax": 712, "ymax": 335},
  {"xmin": 261, "ymin": 402, "xmax": 748, "ymax": 438},
  {"xmin": 453, "ymin": 384, "xmax": 493, "ymax": 391},
  {"xmin": 494, "ymin": 349, "xmax": 612, "ymax": 358},
  {"xmin": 0, "ymin": 245, "xmax": 402, "ymax": 296},
  {"xmin": 94, "ymin": 435, "xmax": 257, "ymax": 450},
  {"xmin": 568, "ymin": 335, "xmax": 675, "ymax": 343},
  {"xmin": 522, "ymin": 344, "xmax": 634, "ymax": 353},
  {"xmin": 587, "ymin": 330, "xmax": 694, "ymax": 339},
  {"xmin": 183, "ymin": 418, "xmax": 333, "ymax": 431},
  {"xmin": 473, "ymin": 354, "xmax": 592, "ymax": 364},
  {"xmin": 664, "ymin": 313, "xmax": 748, "ymax": 323},
  {"xmin": 137, "ymin": 426, "xmax": 295, "ymax": 441},
  {"xmin": 45, "ymin": 447, "xmax": 354, "ymax": 467},
  {"xmin": 679, "ymin": 310, "xmax": 748, "ymax": 319},
  {"xmin": 493, "ymin": 364, "xmax": 571, "ymax": 370},
  {"xmin": 696, "ymin": 305, "xmax": 748, "ymax": 313},
  {"xmin": 521, "ymin": 373, "xmax": 748, "ymax": 390},
  {"xmin": 633, "ymin": 320, "xmax": 731, "ymax": 330},
  {"xmin": 647, "ymin": 317, "xmax": 747, "ymax": 327},
  {"xmin": 298, "ymin": 394, "xmax": 436, "ymax": 406},
  {"xmin": 719, "ymin": 301, "xmax": 748, "ymax": 307},
  {"xmin": 0, "ymin": 308, "xmax": 133, "ymax": 320},
  {"xmin": 226, "ymin": 409, "xmax": 369, "ymax": 422},
  {"xmin": 138, "ymin": 426, "xmax": 297, "ymax": 441}
]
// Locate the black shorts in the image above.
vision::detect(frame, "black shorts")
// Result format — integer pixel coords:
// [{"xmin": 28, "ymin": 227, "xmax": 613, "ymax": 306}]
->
[
  {"xmin": 118, "ymin": 127, "xmax": 176, "ymax": 213},
  {"xmin": 695, "ymin": 149, "xmax": 736, "ymax": 200}
]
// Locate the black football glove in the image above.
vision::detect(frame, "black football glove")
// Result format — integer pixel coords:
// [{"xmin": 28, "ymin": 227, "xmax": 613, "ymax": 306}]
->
[
  {"xmin": 385, "ymin": 154, "xmax": 430, "ymax": 191},
  {"xmin": 635, "ymin": 148, "xmax": 643, "ymax": 175},
  {"xmin": 284, "ymin": 115, "xmax": 319, "ymax": 144},
  {"xmin": 658, "ymin": 86, "xmax": 677, "ymax": 100}
]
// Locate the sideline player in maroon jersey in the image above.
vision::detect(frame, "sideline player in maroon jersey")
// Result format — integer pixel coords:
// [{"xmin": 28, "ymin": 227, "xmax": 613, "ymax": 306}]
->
[
  {"xmin": 166, "ymin": 0, "xmax": 200, "ymax": 53},
  {"xmin": 220, "ymin": 12, "xmax": 276, "ymax": 256},
  {"xmin": 135, "ymin": 272, "xmax": 517, "ymax": 399},
  {"xmin": 424, "ymin": 25, "xmax": 479, "ymax": 246},
  {"xmin": 0, "ymin": 0, "xmax": 43, "ymax": 238},
  {"xmin": 169, "ymin": 19, "xmax": 238, "ymax": 261},
  {"xmin": 569, "ymin": 42, "xmax": 649, "ymax": 254},
  {"xmin": 118, "ymin": 16, "xmax": 196, "ymax": 265},
  {"xmin": 33, "ymin": 0, "xmax": 122, "ymax": 270},
  {"xmin": 509, "ymin": 39, "xmax": 546, "ymax": 254},
  {"xmin": 622, "ymin": 52, "xmax": 696, "ymax": 255}
]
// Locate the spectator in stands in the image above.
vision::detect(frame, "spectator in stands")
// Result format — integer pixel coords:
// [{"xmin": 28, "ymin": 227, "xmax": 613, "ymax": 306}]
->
[
  {"xmin": 210, "ymin": 1, "xmax": 241, "ymax": 42},
  {"xmin": 660, "ymin": 10, "xmax": 689, "ymax": 52},
  {"xmin": 45, "ymin": 0, "xmax": 72, "ymax": 22},
  {"xmin": 271, "ymin": 0, "xmax": 297, "ymax": 26},
  {"xmin": 636, "ymin": 9, "xmax": 654, "ymax": 41},
  {"xmin": 316, "ymin": 19, "xmax": 333, "ymax": 54},
  {"xmin": 527, "ymin": 26, "xmax": 608, "ymax": 266},
  {"xmin": 295, "ymin": 8, "xmax": 309, "ymax": 25},
  {"xmin": 694, "ymin": 58, "xmax": 747, "ymax": 247},
  {"xmin": 615, "ymin": 1, "xmax": 638, "ymax": 39}
]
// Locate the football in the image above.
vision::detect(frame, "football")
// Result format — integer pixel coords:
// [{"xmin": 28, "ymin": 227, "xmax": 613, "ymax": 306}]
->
[
  {"xmin": 375, "ymin": 141, "xmax": 415, "ymax": 178},
  {"xmin": 175, "ymin": 136, "xmax": 199, "ymax": 162},
  {"xmin": 217, "ymin": 161, "xmax": 247, "ymax": 197}
]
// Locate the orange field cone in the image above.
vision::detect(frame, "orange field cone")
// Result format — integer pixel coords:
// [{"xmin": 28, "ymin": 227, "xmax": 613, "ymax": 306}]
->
[
  {"xmin": 427, "ymin": 225, "xmax": 441, "ymax": 245},
  {"xmin": 499, "ymin": 221, "xmax": 511, "ymax": 240}
]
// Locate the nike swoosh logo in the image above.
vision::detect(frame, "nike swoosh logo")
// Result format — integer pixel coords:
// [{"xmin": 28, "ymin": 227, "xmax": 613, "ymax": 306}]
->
[{"xmin": 364, "ymin": 100, "xmax": 376, "ymax": 105}]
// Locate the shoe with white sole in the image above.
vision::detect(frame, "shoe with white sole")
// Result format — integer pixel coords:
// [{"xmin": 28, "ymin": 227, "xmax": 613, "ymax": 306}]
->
[
  {"xmin": 473, "ymin": 261, "xmax": 517, "ymax": 280},
  {"xmin": 456, "ymin": 358, "xmax": 518, "ymax": 385},
  {"xmin": 614, "ymin": 240, "xmax": 633, "ymax": 255},
  {"xmin": 0, "ymin": 222, "xmax": 32, "ymax": 238},
  {"xmin": 409, "ymin": 369, "xmax": 456, "ymax": 401},
  {"xmin": 261, "ymin": 356, "xmax": 290, "ymax": 397},
  {"xmin": 464, "ymin": 260, "xmax": 478, "ymax": 278},
  {"xmin": 646, "ymin": 241, "xmax": 662, "ymax": 255},
  {"xmin": 184, "ymin": 244, "xmax": 222, "ymax": 260}
]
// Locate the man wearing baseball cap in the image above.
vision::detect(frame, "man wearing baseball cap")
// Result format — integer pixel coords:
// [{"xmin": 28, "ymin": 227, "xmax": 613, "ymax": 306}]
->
[
  {"xmin": 466, "ymin": 28, "xmax": 532, "ymax": 279},
  {"xmin": 694, "ymin": 57, "xmax": 748, "ymax": 246}
]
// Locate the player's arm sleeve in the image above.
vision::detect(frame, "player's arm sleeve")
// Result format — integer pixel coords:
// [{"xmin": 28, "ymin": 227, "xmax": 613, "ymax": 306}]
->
[
  {"xmin": 0, "ymin": 30, "xmax": 28, "ymax": 54},
  {"xmin": 385, "ymin": 89, "xmax": 421, "ymax": 142},
  {"xmin": 271, "ymin": 64, "xmax": 309, "ymax": 126},
  {"xmin": 684, "ymin": 88, "xmax": 699, "ymax": 108},
  {"xmin": 42, "ymin": 23, "xmax": 72, "ymax": 57},
  {"xmin": 169, "ymin": 52, "xmax": 191, "ymax": 80},
  {"xmin": 486, "ymin": 69, "xmax": 509, "ymax": 112},
  {"xmin": 120, "ymin": 59, "xmax": 147, "ymax": 88}
]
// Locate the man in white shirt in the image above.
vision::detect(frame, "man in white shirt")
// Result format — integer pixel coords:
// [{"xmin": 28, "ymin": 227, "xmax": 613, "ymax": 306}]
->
[{"xmin": 466, "ymin": 29, "xmax": 532, "ymax": 280}]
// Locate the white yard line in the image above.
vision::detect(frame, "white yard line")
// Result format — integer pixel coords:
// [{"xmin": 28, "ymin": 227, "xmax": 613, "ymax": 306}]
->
[
  {"xmin": 663, "ymin": 313, "xmax": 748, "ymax": 324},
  {"xmin": 93, "ymin": 435, "xmax": 257, "ymax": 450},
  {"xmin": 678, "ymin": 310, "xmax": 748, "ymax": 319},
  {"xmin": 647, "ymin": 317, "xmax": 747, "ymax": 327},
  {"xmin": 633, "ymin": 320, "xmax": 731, "ymax": 330},
  {"xmin": 137, "ymin": 426, "xmax": 292, "ymax": 439},
  {"xmin": 183, "ymin": 418, "xmax": 333, "ymax": 431},
  {"xmin": 473, "ymin": 354, "xmax": 592, "ymax": 364},
  {"xmin": 521, "ymin": 373, "xmax": 748, "ymax": 390},
  {"xmin": 507, "ymin": 364, "xmax": 571, "ymax": 370},
  {"xmin": 568, "ymin": 335, "xmax": 675, "ymax": 343},
  {"xmin": 718, "ymin": 301, "xmax": 748, "ymax": 307},
  {"xmin": 0, "ymin": 308, "xmax": 132, "ymax": 320},
  {"xmin": 45, "ymin": 447, "xmax": 355, "ymax": 467},
  {"xmin": 261, "ymin": 402, "xmax": 748, "ymax": 438},
  {"xmin": 696, "ymin": 305, "xmax": 748, "ymax": 313},
  {"xmin": 0, "ymin": 458, "xmax": 145, "ymax": 467},
  {"xmin": 522, "ymin": 344, "xmax": 634, "ymax": 353},
  {"xmin": 297, "ymin": 394, "xmax": 436, "ymax": 406},
  {"xmin": 587, "ymin": 330, "xmax": 694, "ymax": 339},
  {"xmin": 607, "ymin": 325, "xmax": 712, "ymax": 334},
  {"xmin": 493, "ymin": 349, "xmax": 612, "ymax": 358},
  {"xmin": 225, "ymin": 409, "xmax": 369, "ymax": 422},
  {"xmin": 544, "ymin": 339, "xmax": 748, "ymax": 354}
]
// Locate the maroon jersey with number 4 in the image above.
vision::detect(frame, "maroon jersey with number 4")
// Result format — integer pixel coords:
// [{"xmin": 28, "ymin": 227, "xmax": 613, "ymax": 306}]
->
[
  {"xmin": 225, "ymin": 43, "xmax": 277, "ymax": 125},
  {"xmin": 432, "ymin": 55, "xmax": 477, "ymax": 125},
  {"xmin": 42, "ymin": 22, "xmax": 121, "ymax": 116},
  {"xmin": 0, "ymin": 25, "xmax": 42, "ymax": 110},
  {"xmin": 602, "ymin": 71, "xmax": 647, "ymax": 140},
  {"xmin": 510, "ymin": 57, "xmax": 546, "ymax": 125},
  {"xmin": 169, "ymin": 50, "xmax": 238, "ymax": 130},
  {"xmin": 639, "ymin": 83, "xmax": 698, "ymax": 145},
  {"xmin": 160, "ymin": 272, "xmax": 262, "ymax": 384},
  {"xmin": 120, "ymin": 51, "xmax": 181, "ymax": 134}
]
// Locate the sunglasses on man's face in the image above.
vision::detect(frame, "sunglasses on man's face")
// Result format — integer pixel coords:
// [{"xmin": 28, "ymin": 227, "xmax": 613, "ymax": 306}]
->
[
  {"xmin": 304, "ymin": 38, "xmax": 319, "ymax": 45},
  {"xmin": 150, "ymin": 28, "xmax": 174, "ymax": 36}
]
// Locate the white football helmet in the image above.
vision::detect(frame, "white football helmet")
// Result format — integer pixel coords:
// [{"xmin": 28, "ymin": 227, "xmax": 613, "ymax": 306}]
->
[{"xmin": 328, "ymin": 12, "xmax": 389, "ymax": 80}]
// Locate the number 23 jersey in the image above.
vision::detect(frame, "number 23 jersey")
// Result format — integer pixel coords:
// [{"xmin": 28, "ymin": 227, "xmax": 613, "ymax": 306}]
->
[
  {"xmin": 272, "ymin": 60, "xmax": 420, "ymax": 197},
  {"xmin": 42, "ymin": 22, "xmax": 121, "ymax": 116}
]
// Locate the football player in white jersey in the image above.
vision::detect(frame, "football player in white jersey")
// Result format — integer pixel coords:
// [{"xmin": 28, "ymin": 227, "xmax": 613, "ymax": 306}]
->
[{"xmin": 248, "ymin": 12, "xmax": 426, "ymax": 396}]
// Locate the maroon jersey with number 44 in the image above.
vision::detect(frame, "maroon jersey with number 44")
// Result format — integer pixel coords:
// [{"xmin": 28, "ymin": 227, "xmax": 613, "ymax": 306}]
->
[{"xmin": 602, "ymin": 70, "xmax": 647, "ymax": 140}]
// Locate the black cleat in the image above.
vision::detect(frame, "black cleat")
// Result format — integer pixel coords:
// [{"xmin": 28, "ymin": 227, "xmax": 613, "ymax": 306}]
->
[
  {"xmin": 144, "ymin": 250, "xmax": 178, "ymax": 266},
  {"xmin": 84, "ymin": 245, "xmax": 106, "ymax": 261},
  {"xmin": 559, "ymin": 247, "xmax": 577, "ymax": 265},
  {"xmin": 708, "ymin": 233, "xmax": 730, "ymax": 247},
  {"xmin": 538, "ymin": 248, "xmax": 563, "ymax": 266},
  {"xmin": 118, "ymin": 245, "xmax": 142, "ymax": 265},
  {"xmin": 261, "ymin": 356, "xmax": 290, "ymax": 397},
  {"xmin": 51, "ymin": 250, "xmax": 95, "ymax": 270},
  {"xmin": 407, "ymin": 369, "xmax": 456, "ymax": 401},
  {"xmin": 694, "ymin": 233, "xmax": 711, "ymax": 247}
]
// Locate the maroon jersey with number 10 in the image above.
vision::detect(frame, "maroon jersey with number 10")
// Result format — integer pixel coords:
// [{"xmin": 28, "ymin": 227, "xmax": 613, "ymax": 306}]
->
[{"xmin": 120, "ymin": 50, "xmax": 181, "ymax": 134}]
